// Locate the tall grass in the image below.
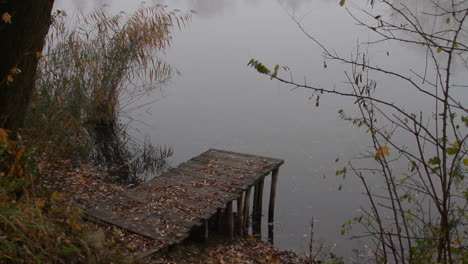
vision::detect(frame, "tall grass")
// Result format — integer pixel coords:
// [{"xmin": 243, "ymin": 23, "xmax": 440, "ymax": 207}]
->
[{"xmin": 27, "ymin": 5, "xmax": 191, "ymax": 183}]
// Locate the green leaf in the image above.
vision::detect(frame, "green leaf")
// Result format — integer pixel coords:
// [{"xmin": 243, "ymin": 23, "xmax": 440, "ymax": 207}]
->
[
  {"xmin": 450, "ymin": 113, "xmax": 456, "ymax": 120},
  {"xmin": 338, "ymin": 184, "xmax": 342, "ymax": 191},
  {"xmin": 271, "ymin": 64, "xmax": 280, "ymax": 80},
  {"xmin": 410, "ymin": 161, "xmax": 417, "ymax": 172},
  {"xmin": 463, "ymin": 159, "xmax": 468, "ymax": 166},
  {"xmin": 446, "ymin": 148, "xmax": 457, "ymax": 155},
  {"xmin": 399, "ymin": 178, "xmax": 406, "ymax": 184},
  {"xmin": 437, "ymin": 47, "xmax": 443, "ymax": 53},
  {"xmin": 339, "ymin": 0, "xmax": 345, "ymax": 6},
  {"xmin": 406, "ymin": 214, "xmax": 414, "ymax": 223},
  {"xmin": 428, "ymin": 156, "xmax": 441, "ymax": 165}
]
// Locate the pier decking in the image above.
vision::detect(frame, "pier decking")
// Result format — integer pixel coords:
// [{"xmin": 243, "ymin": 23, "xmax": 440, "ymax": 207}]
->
[{"xmin": 86, "ymin": 149, "xmax": 283, "ymax": 255}]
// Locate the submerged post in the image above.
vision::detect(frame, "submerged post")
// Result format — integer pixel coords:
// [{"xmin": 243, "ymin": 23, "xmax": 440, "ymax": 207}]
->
[
  {"xmin": 237, "ymin": 194, "xmax": 244, "ymax": 236},
  {"xmin": 243, "ymin": 187, "xmax": 251, "ymax": 234},
  {"xmin": 253, "ymin": 178, "xmax": 264, "ymax": 236},
  {"xmin": 256, "ymin": 178, "xmax": 264, "ymax": 216},
  {"xmin": 202, "ymin": 219, "xmax": 209, "ymax": 240},
  {"xmin": 216, "ymin": 208, "xmax": 223, "ymax": 233},
  {"xmin": 227, "ymin": 201, "xmax": 234, "ymax": 239},
  {"xmin": 268, "ymin": 168, "xmax": 279, "ymax": 223}
]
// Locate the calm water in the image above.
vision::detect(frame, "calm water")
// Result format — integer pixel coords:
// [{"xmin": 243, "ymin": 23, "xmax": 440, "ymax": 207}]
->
[{"xmin": 55, "ymin": 0, "xmax": 467, "ymax": 259}]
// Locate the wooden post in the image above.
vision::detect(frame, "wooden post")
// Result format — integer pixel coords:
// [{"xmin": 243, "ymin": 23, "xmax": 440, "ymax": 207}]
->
[
  {"xmin": 202, "ymin": 219, "xmax": 209, "ymax": 240},
  {"xmin": 237, "ymin": 193, "xmax": 244, "ymax": 236},
  {"xmin": 268, "ymin": 222, "xmax": 274, "ymax": 244},
  {"xmin": 243, "ymin": 187, "xmax": 251, "ymax": 234},
  {"xmin": 268, "ymin": 168, "xmax": 279, "ymax": 224},
  {"xmin": 226, "ymin": 201, "xmax": 234, "ymax": 239},
  {"xmin": 253, "ymin": 178, "xmax": 264, "ymax": 236},
  {"xmin": 217, "ymin": 208, "xmax": 223, "ymax": 233},
  {"xmin": 252, "ymin": 184, "xmax": 258, "ymax": 221},
  {"xmin": 257, "ymin": 178, "xmax": 264, "ymax": 216}
]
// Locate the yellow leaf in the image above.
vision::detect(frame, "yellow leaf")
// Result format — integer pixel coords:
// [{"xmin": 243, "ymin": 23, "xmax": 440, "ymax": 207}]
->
[
  {"xmin": 446, "ymin": 17, "xmax": 451, "ymax": 23},
  {"xmin": 463, "ymin": 159, "xmax": 468, "ymax": 166},
  {"xmin": 437, "ymin": 47, "xmax": 443, "ymax": 53},
  {"xmin": 36, "ymin": 199, "xmax": 46, "ymax": 209},
  {"xmin": 6, "ymin": 75, "xmax": 14, "ymax": 84},
  {"xmin": 1, "ymin": 12, "xmax": 12, "ymax": 24},
  {"xmin": 10, "ymin": 67, "xmax": 21, "ymax": 75},
  {"xmin": 51, "ymin": 191, "xmax": 63, "ymax": 200},
  {"xmin": 0, "ymin": 129, "xmax": 8, "ymax": 144},
  {"xmin": 339, "ymin": 0, "xmax": 346, "ymax": 6},
  {"xmin": 375, "ymin": 146, "xmax": 390, "ymax": 161},
  {"xmin": 36, "ymin": 52, "xmax": 43, "ymax": 59}
]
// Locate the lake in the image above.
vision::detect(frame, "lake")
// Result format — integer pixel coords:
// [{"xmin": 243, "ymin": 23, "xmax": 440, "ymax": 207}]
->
[{"xmin": 54, "ymin": 0, "xmax": 468, "ymax": 260}]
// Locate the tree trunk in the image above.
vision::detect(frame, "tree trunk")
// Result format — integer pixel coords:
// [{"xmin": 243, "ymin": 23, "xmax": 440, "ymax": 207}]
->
[{"xmin": 0, "ymin": 0, "xmax": 55, "ymax": 129}]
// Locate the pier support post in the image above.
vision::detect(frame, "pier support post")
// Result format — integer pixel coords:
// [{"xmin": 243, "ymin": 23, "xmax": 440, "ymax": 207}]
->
[
  {"xmin": 243, "ymin": 187, "xmax": 251, "ymax": 234},
  {"xmin": 268, "ymin": 168, "xmax": 279, "ymax": 224},
  {"xmin": 202, "ymin": 219, "xmax": 209, "ymax": 240},
  {"xmin": 237, "ymin": 193, "xmax": 244, "ymax": 236},
  {"xmin": 253, "ymin": 178, "xmax": 264, "ymax": 236},
  {"xmin": 216, "ymin": 208, "xmax": 223, "ymax": 233},
  {"xmin": 226, "ymin": 201, "xmax": 234, "ymax": 239}
]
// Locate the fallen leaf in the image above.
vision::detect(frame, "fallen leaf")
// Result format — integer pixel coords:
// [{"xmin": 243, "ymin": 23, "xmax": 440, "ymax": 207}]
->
[
  {"xmin": 0, "ymin": 129, "xmax": 8, "ymax": 144},
  {"xmin": 1, "ymin": 12, "xmax": 12, "ymax": 24}
]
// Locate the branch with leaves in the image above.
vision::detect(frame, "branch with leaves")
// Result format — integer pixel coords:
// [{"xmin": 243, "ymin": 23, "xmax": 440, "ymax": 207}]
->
[{"xmin": 249, "ymin": 0, "xmax": 467, "ymax": 263}]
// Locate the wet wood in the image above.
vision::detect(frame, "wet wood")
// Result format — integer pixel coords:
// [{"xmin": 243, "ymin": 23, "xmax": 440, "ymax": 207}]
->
[
  {"xmin": 226, "ymin": 201, "xmax": 234, "ymax": 239},
  {"xmin": 202, "ymin": 219, "xmax": 209, "ymax": 240},
  {"xmin": 268, "ymin": 168, "xmax": 279, "ymax": 223},
  {"xmin": 254, "ymin": 178, "xmax": 265, "ymax": 218},
  {"xmin": 252, "ymin": 178, "xmax": 264, "ymax": 237},
  {"xmin": 86, "ymin": 149, "xmax": 283, "ymax": 254},
  {"xmin": 243, "ymin": 187, "xmax": 251, "ymax": 234},
  {"xmin": 236, "ymin": 194, "xmax": 244, "ymax": 236},
  {"xmin": 216, "ymin": 208, "xmax": 223, "ymax": 233}
]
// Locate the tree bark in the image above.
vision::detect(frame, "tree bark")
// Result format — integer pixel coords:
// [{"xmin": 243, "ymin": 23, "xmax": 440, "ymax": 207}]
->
[{"xmin": 0, "ymin": 0, "xmax": 55, "ymax": 129}]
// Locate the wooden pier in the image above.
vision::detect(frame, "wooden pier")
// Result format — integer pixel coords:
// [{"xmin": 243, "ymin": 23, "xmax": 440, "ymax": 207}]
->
[{"xmin": 86, "ymin": 149, "xmax": 283, "ymax": 255}]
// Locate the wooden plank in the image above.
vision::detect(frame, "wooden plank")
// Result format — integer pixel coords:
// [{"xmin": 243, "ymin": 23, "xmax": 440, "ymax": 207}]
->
[
  {"xmin": 192, "ymin": 154, "xmax": 281, "ymax": 174},
  {"xmin": 208, "ymin": 149, "xmax": 284, "ymax": 164},
  {"xmin": 175, "ymin": 161, "xmax": 257, "ymax": 189},
  {"xmin": 182, "ymin": 159, "xmax": 263, "ymax": 184},
  {"xmin": 168, "ymin": 167, "xmax": 244, "ymax": 198}
]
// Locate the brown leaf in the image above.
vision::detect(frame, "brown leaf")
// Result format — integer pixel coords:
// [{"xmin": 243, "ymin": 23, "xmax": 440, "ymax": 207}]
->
[
  {"xmin": 0, "ymin": 129, "xmax": 8, "ymax": 144},
  {"xmin": 1, "ymin": 12, "xmax": 12, "ymax": 24}
]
